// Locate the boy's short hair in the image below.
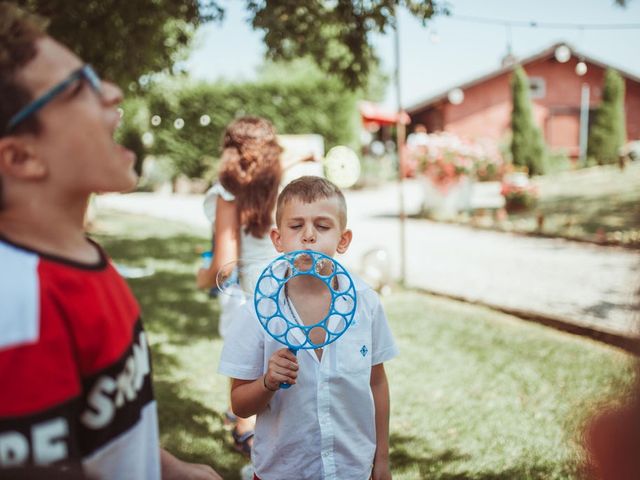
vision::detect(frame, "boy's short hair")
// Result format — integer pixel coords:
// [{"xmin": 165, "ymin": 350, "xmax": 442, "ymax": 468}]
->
[
  {"xmin": 0, "ymin": 2, "xmax": 47, "ymax": 136},
  {"xmin": 276, "ymin": 176, "xmax": 347, "ymax": 229}
]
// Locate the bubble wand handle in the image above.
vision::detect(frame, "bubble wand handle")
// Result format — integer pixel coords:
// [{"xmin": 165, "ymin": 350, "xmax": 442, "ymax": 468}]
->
[{"xmin": 279, "ymin": 348, "xmax": 298, "ymax": 389}]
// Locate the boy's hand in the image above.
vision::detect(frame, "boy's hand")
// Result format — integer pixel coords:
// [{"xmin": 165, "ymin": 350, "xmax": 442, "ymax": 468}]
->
[
  {"xmin": 371, "ymin": 456, "xmax": 392, "ymax": 480},
  {"xmin": 265, "ymin": 348, "xmax": 298, "ymax": 390}
]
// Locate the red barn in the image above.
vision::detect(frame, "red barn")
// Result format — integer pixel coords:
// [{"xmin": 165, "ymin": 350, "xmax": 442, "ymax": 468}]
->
[{"xmin": 407, "ymin": 43, "xmax": 640, "ymax": 158}]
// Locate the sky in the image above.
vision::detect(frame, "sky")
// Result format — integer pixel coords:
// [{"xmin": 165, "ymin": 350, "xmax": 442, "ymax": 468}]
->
[{"xmin": 184, "ymin": 0, "xmax": 640, "ymax": 110}]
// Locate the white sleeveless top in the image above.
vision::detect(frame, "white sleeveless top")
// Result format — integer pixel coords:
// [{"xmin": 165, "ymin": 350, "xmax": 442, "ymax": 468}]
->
[{"xmin": 203, "ymin": 183, "xmax": 276, "ymax": 294}]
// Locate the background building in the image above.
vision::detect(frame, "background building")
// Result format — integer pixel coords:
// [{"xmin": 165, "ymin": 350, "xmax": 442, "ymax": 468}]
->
[{"xmin": 407, "ymin": 43, "xmax": 640, "ymax": 157}]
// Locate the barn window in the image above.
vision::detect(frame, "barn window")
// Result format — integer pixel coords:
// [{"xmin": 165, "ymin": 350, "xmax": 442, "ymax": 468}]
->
[{"xmin": 529, "ymin": 77, "xmax": 546, "ymax": 99}]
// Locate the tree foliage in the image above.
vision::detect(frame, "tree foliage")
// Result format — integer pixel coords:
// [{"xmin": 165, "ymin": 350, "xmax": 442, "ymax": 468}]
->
[
  {"xmin": 587, "ymin": 68, "xmax": 626, "ymax": 165},
  {"xmin": 246, "ymin": 1, "xmax": 444, "ymax": 89},
  {"xmin": 15, "ymin": 0, "xmax": 223, "ymax": 87},
  {"xmin": 510, "ymin": 66, "xmax": 546, "ymax": 176},
  {"xmin": 17, "ymin": 0, "xmax": 443, "ymax": 90}
]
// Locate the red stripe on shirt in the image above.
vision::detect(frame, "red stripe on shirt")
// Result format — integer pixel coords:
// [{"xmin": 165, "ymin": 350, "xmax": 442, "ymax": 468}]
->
[{"xmin": 0, "ymin": 257, "xmax": 139, "ymax": 416}]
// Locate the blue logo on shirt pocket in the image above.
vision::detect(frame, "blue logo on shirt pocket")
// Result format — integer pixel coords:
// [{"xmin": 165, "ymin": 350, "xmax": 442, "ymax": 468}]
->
[{"xmin": 337, "ymin": 330, "xmax": 371, "ymax": 375}]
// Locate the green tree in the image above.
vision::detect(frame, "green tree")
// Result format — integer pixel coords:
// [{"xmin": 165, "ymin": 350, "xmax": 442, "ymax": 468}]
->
[
  {"xmin": 587, "ymin": 68, "xmax": 626, "ymax": 165},
  {"xmin": 19, "ymin": 0, "xmax": 443, "ymax": 91},
  {"xmin": 16, "ymin": 0, "xmax": 223, "ymax": 87},
  {"xmin": 510, "ymin": 66, "xmax": 546, "ymax": 175},
  {"xmin": 247, "ymin": 1, "xmax": 444, "ymax": 89}
]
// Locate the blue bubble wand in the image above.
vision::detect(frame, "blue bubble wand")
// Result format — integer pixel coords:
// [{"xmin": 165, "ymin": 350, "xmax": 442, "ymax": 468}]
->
[{"xmin": 253, "ymin": 250, "xmax": 357, "ymax": 389}]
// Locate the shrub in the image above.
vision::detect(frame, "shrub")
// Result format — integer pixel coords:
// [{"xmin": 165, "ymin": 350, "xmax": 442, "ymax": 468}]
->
[
  {"xmin": 144, "ymin": 66, "xmax": 359, "ymax": 179},
  {"xmin": 510, "ymin": 66, "xmax": 546, "ymax": 176},
  {"xmin": 502, "ymin": 185, "xmax": 538, "ymax": 212},
  {"xmin": 587, "ymin": 69, "xmax": 626, "ymax": 165},
  {"xmin": 544, "ymin": 150, "xmax": 574, "ymax": 175}
]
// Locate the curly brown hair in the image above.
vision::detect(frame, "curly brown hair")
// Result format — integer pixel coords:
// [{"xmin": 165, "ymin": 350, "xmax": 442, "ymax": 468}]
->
[
  {"xmin": 218, "ymin": 116, "xmax": 283, "ymax": 238},
  {"xmin": 0, "ymin": 2, "xmax": 47, "ymax": 136}
]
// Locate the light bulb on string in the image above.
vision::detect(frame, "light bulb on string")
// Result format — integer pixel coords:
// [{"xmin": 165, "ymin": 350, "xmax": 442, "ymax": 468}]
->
[
  {"xmin": 151, "ymin": 115, "xmax": 161, "ymax": 127},
  {"xmin": 554, "ymin": 45, "xmax": 571, "ymax": 63},
  {"xmin": 174, "ymin": 118, "xmax": 184, "ymax": 130},
  {"xmin": 574, "ymin": 26, "xmax": 587, "ymax": 76},
  {"xmin": 447, "ymin": 88, "xmax": 464, "ymax": 105}
]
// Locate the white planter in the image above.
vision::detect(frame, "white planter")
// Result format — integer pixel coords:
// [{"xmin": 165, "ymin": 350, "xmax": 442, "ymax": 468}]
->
[{"xmin": 421, "ymin": 175, "xmax": 472, "ymax": 219}]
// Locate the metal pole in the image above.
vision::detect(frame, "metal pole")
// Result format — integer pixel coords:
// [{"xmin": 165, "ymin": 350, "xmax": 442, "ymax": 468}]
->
[
  {"xmin": 579, "ymin": 83, "xmax": 590, "ymax": 166},
  {"xmin": 394, "ymin": 7, "xmax": 407, "ymax": 286}
]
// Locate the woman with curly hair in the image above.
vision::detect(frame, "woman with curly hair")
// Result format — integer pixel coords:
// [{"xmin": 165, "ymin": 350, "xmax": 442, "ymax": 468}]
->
[{"xmin": 196, "ymin": 116, "xmax": 282, "ymax": 460}]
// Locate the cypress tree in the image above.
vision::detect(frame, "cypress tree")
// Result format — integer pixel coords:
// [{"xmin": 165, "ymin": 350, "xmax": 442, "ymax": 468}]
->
[
  {"xmin": 510, "ymin": 66, "xmax": 546, "ymax": 175},
  {"xmin": 587, "ymin": 69, "xmax": 626, "ymax": 165}
]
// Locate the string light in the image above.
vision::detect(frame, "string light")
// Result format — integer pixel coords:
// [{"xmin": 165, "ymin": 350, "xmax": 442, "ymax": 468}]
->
[
  {"xmin": 449, "ymin": 14, "xmax": 640, "ymax": 30},
  {"xmin": 447, "ymin": 88, "xmax": 464, "ymax": 105},
  {"xmin": 554, "ymin": 45, "xmax": 571, "ymax": 63},
  {"xmin": 576, "ymin": 61, "xmax": 588, "ymax": 76}
]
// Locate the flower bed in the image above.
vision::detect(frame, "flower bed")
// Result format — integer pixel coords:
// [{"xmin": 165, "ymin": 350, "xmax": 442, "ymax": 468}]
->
[{"xmin": 406, "ymin": 132, "xmax": 505, "ymax": 190}]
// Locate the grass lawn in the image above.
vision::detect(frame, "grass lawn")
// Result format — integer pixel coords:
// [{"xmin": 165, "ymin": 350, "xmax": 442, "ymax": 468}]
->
[
  {"xmin": 92, "ymin": 210, "xmax": 636, "ymax": 479},
  {"xmin": 448, "ymin": 162, "xmax": 640, "ymax": 248}
]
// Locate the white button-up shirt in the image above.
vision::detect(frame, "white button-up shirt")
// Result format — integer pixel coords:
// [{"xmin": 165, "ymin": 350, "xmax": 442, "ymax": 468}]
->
[{"xmin": 218, "ymin": 274, "xmax": 399, "ymax": 480}]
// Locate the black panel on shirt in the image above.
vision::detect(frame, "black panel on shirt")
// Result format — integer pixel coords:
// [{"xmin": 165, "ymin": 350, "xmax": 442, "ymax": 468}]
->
[
  {"xmin": 0, "ymin": 397, "xmax": 82, "ymax": 468},
  {"xmin": 76, "ymin": 321, "xmax": 155, "ymax": 457}
]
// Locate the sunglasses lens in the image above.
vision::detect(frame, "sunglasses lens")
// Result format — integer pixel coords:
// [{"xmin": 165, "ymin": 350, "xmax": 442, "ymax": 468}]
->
[{"xmin": 85, "ymin": 67, "xmax": 102, "ymax": 92}]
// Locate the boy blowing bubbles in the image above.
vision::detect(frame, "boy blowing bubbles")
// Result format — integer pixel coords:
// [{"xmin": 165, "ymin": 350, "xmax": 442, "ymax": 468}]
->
[{"xmin": 219, "ymin": 176, "xmax": 399, "ymax": 480}]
